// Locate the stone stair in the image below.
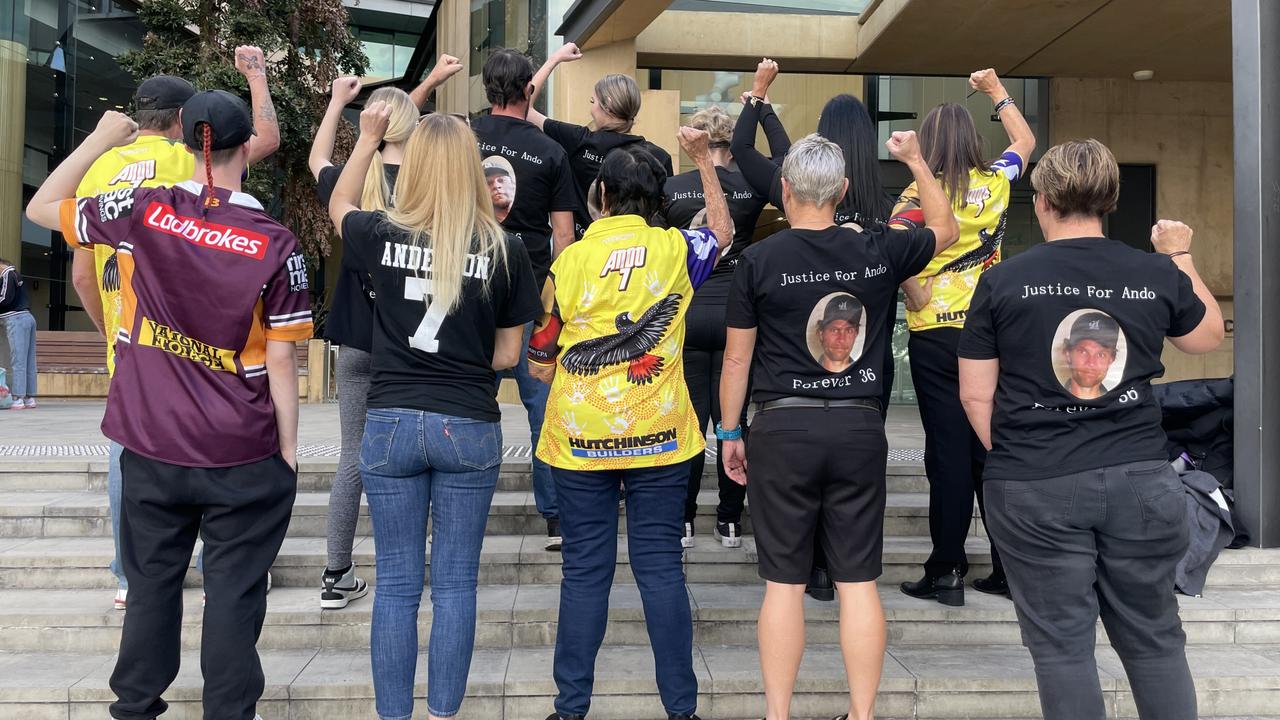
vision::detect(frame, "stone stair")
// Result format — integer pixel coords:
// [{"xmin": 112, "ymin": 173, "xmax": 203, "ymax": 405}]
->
[{"xmin": 2, "ymin": 456, "xmax": 1279, "ymax": 719}]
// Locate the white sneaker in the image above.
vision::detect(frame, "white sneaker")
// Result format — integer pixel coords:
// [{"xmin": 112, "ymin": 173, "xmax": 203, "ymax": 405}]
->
[
  {"xmin": 8, "ymin": 398, "xmax": 24, "ymax": 410},
  {"xmin": 716, "ymin": 521, "xmax": 743, "ymax": 549},
  {"xmin": 320, "ymin": 566, "xmax": 369, "ymax": 609},
  {"xmin": 113, "ymin": 588, "xmax": 127, "ymax": 610},
  {"xmin": 681, "ymin": 522, "xmax": 695, "ymax": 549},
  {"xmin": 23, "ymin": 398, "xmax": 35, "ymax": 409}
]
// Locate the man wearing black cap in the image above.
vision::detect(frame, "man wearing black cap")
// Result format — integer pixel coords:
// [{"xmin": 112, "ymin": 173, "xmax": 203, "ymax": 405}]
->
[
  {"xmin": 70, "ymin": 46, "xmax": 281, "ymax": 614},
  {"xmin": 27, "ymin": 89, "xmax": 309, "ymax": 720},
  {"xmin": 816, "ymin": 296, "xmax": 863, "ymax": 374},
  {"xmin": 485, "ymin": 162, "xmax": 516, "ymax": 222},
  {"xmin": 1062, "ymin": 312, "xmax": 1121, "ymax": 399}
]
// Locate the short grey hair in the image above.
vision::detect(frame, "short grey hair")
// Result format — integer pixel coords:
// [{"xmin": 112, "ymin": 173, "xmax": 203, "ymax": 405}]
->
[{"xmin": 781, "ymin": 133, "xmax": 847, "ymax": 208}]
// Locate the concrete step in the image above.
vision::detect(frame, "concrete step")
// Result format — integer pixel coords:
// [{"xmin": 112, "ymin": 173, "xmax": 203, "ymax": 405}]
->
[
  {"xmin": 0, "ymin": 535, "xmax": 997, "ymax": 589},
  {"xmin": 5, "ymin": 643, "xmax": 1280, "ymax": 719},
  {"xmin": 0, "ymin": 489, "xmax": 974, "ymax": 540},
  {"xmin": 4, "ymin": 535, "xmax": 1276, "ymax": 591},
  {"xmin": 0, "ymin": 458, "xmax": 934, "ymax": 495},
  {"xmin": 1, "ymin": 584, "xmax": 1275, "ymax": 654}
]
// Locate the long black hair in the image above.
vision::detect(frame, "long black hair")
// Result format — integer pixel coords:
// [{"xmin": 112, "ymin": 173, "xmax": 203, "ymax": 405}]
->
[
  {"xmin": 817, "ymin": 94, "xmax": 892, "ymax": 225},
  {"xmin": 595, "ymin": 145, "xmax": 666, "ymax": 220}
]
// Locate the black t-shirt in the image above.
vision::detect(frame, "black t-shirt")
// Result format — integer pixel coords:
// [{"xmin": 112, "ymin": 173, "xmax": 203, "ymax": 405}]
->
[
  {"xmin": 542, "ymin": 118, "xmax": 674, "ymax": 234},
  {"xmin": 660, "ymin": 166, "xmax": 767, "ymax": 301},
  {"xmin": 316, "ymin": 163, "xmax": 401, "ymax": 352},
  {"xmin": 726, "ymin": 224, "xmax": 936, "ymax": 402},
  {"xmin": 958, "ymin": 237, "xmax": 1208, "ymax": 481},
  {"xmin": 470, "ymin": 114, "xmax": 578, "ymax": 287},
  {"xmin": 340, "ymin": 211, "xmax": 543, "ymax": 421}
]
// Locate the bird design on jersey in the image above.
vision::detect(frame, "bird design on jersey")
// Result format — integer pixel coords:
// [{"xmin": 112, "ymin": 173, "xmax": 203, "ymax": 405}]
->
[
  {"xmin": 561, "ymin": 293, "xmax": 682, "ymax": 385},
  {"xmin": 940, "ymin": 211, "xmax": 1006, "ymax": 274},
  {"xmin": 101, "ymin": 252, "xmax": 121, "ymax": 293}
]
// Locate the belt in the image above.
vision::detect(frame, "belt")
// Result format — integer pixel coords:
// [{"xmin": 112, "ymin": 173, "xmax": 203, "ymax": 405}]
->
[{"xmin": 753, "ymin": 396, "xmax": 882, "ymax": 414}]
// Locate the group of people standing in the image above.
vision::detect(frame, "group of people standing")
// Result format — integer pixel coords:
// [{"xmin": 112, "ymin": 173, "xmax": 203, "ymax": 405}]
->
[{"xmin": 24, "ymin": 37, "xmax": 1223, "ymax": 720}]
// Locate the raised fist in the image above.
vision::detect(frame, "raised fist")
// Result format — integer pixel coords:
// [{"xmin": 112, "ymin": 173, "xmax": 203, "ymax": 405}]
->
[
  {"xmin": 969, "ymin": 68, "xmax": 1004, "ymax": 97},
  {"xmin": 360, "ymin": 101, "xmax": 392, "ymax": 141},
  {"xmin": 553, "ymin": 43, "xmax": 584, "ymax": 63},
  {"xmin": 677, "ymin": 126, "xmax": 711, "ymax": 162},
  {"xmin": 753, "ymin": 58, "xmax": 779, "ymax": 97},
  {"xmin": 1151, "ymin": 219, "xmax": 1194, "ymax": 255},
  {"xmin": 428, "ymin": 54, "xmax": 464, "ymax": 84},
  {"xmin": 331, "ymin": 76, "xmax": 362, "ymax": 105},
  {"xmin": 885, "ymin": 130, "xmax": 922, "ymax": 165},
  {"xmin": 90, "ymin": 111, "xmax": 139, "ymax": 149},
  {"xmin": 235, "ymin": 46, "xmax": 267, "ymax": 79}
]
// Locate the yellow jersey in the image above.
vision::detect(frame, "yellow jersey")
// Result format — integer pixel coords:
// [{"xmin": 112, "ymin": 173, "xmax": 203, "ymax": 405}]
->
[
  {"xmin": 893, "ymin": 151, "xmax": 1023, "ymax": 332},
  {"xmin": 532, "ymin": 215, "xmax": 720, "ymax": 471},
  {"xmin": 75, "ymin": 135, "xmax": 195, "ymax": 375}
]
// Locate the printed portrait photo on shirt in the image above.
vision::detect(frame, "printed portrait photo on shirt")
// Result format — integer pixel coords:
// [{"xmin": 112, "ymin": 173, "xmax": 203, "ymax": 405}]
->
[
  {"xmin": 1052, "ymin": 309, "xmax": 1129, "ymax": 401},
  {"xmin": 483, "ymin": 156, "xmax": 517, "ymax": 223},
  {"xmin": 806, "ymin": 292, "xmax": 867, "ymax": 375}
]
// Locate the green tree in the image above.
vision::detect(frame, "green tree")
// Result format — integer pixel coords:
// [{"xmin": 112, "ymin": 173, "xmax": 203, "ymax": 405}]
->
[{"xmin": 118, "ymin": 0, "xmax": 367, "ymax": 260}]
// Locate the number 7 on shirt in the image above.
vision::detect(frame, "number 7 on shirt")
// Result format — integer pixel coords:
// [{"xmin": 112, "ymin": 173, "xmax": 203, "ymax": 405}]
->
[{"xmin": 405, "ymin": 277, "xmax": 446, "ymax": 352}]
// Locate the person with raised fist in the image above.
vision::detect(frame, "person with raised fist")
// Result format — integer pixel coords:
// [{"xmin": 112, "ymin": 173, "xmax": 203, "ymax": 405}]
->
[
  {"xmin": 897, "ymin": 67, "xmax": 1036, "ymax": 606},
  {"xmin": 958, "ymin": 139, "xmax": 1223, "ymax": 720},
  {"xmin": 720, "ymin": 129, "xmax": 957, "ymax": 720},
  {"xmin": 27, "ymin": 89, "xmax": 309, "ymax": 720},
  {"xmin": 308, "ymin": 53, "xmax": 466, "ymax": 612}
]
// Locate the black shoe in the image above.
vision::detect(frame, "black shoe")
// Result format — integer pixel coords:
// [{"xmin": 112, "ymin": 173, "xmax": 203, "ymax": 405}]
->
[
  {"xmin": 545, "ymin": 714, "xmax": 584, "ymax": 720},
  {"xmin": 668, "ymin": 715, "xmax": 702, "ymax": 720},
  {"xmin": 545, "ymin": 518, "xmax": 562, "ymax": 552},
  {"xmin": 805, "ymin": 565, "xmax": 835, "ymax": 602},
  {"xmin": 900, "ymin": 569, "xmax": 965, "ymax": 606},
  {"xmin": 972, "ymin": 573, "xmax": 1010, "ymax": 597}
]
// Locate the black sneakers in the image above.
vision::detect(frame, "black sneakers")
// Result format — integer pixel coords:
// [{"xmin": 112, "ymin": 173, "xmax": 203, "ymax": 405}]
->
[
  {"xmin": 715, "ymin": 520, "xmax": 743, "ymax": 548},
  {"xmin": 806, "ymin": 565, "xmax": 835, "ymax": 602},
  {"xmin": 545, "ymin": 518, "xmax": 563, "ymax": 551},
  {"xmin": 544, "ymin": 713, "xmax": 584, "ymax": 720}
]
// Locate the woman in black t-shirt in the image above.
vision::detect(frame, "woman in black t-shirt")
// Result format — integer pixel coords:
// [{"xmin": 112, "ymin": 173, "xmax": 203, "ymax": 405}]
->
[
  {"xmin": 731, "ymin": 58, "xmax": 896, "ymax": 601},
  {"xmin": 658, "ymin": 104, "xmax": 786, "ymax": 550},
  {"xmin": 329, "ymin": 106, "xmax": 542, "ymax": 720},
  {"xmin": 527, "ymin": 43, "xmax": 674, "ymax": 235},
  {"xmin": 957, "ymin": 139, "xmax": 1223, "ymax": 720}
]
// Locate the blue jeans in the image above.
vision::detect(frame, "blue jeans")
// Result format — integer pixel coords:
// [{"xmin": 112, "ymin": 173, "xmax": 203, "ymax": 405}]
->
[
  {"xmin": 514, "ymin": 322, "xmax": 557, "ymax": 520},
  {"xmin": 361, "ymin": 408, "xmax": 502, "ymax": 720},
  {"xmin": 109, "ymin": 441, "xmax": 204, "ymax": 590},
  {"xmin": 4, "ymin": 310, "xmax": 36, "ymax": 398},
  {"xmin": 552, "ymin": 462, "xmax": 697, "ymax": 717}
]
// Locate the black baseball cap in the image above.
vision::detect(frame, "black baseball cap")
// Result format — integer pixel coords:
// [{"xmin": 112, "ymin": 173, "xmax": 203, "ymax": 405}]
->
[
  {"xmin": 135, "ymin": 75, "xmax": 196, "ymax": 111},
  {"xmin": 181, "ymin": 90, "xmax": 256, "ymax": 151},
  {"xmin": 820, "ymin": 296, "xmax": 863, "ymax": 328},
  {"xmin": 1067, "ymin": 312, "xmax": 1120, "ymax": 350}
]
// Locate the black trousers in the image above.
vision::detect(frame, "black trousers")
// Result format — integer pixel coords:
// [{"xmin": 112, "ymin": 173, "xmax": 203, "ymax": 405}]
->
[
  {"xmin": 985, "ymin": 461, "xmax": 1195, "ymax": 720},
  {"xmin": 110, "ymin": 449, "xmax": 297, "ymax": 720},
  {"xmin": 909, "ymin": 327, "xmax": 1002, "ymax": 578},
  {"xmin": 682, "ymin": 296, "xmax": 747, "ymax": 525}
]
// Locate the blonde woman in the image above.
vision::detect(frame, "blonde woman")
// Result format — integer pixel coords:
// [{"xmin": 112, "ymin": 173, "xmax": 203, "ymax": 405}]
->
[
  {"xmin": 329, "ymin": 105, "xmax": 541, "ymax": 720},
  {"xmin": 308, "ymin": 59, "xmax": 462, "ymax": 610},
  {"xmin": 526, "ymin": 43, "xmax": 674, "ymax": 235}
]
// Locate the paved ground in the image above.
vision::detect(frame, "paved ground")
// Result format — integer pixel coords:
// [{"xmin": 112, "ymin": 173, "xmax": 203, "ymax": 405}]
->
[{"xmin": 0, "ymin": 399, "xmax": 926, "ymax": 454}]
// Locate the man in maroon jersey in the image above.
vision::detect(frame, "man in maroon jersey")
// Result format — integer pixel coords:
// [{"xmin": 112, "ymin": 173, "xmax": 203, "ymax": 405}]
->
[{"xmin": 26, "ymin": 91, "xmax": 310, "ymax": 720}]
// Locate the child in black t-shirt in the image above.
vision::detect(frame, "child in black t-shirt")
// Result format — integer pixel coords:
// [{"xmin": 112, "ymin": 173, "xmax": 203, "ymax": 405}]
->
[
  {"xmin": 957, "ymin": 139, "xmax": 1223, "ymax": 720},
  {"xmin": 720, "ymin": 130, "xmax": 958, "ymax": 720}
]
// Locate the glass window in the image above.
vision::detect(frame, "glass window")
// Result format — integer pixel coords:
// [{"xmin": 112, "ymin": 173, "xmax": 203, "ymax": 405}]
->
[{"xmin": 668, "ymin": 0, "xmax": 872, "ymax": 14}]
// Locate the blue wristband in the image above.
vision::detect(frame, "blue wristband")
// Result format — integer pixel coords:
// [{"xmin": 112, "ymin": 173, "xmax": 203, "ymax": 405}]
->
[{"xmin": 714, "ymin": 422, "xmax": 743, "ymax": 441}]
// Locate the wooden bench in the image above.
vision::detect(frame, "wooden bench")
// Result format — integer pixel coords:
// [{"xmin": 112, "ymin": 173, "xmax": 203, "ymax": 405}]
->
[{"xmin": 26, "ymin": 331, "xmax": 315, "ymax": 399}]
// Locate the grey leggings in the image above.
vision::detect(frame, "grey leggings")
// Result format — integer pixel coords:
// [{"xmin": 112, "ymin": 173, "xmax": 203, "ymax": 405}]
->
[{"xmin": 327, "ymin": 345, "xmax": 372, "ymax": 571}]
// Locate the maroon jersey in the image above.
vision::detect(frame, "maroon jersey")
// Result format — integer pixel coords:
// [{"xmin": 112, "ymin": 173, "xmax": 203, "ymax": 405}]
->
[{"xmin": 60, "ymin": 181, "xmax": 313, "ymax": 467}]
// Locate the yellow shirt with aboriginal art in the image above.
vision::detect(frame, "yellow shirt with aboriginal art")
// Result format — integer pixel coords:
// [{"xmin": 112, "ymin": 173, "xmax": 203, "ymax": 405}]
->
[
  {"xmin": 531, "ymin": 214, "xmax": 720, "ymax": 471},
  {"xmin": 75, "ymin": 135, "xmax": 195, "ymax": 375},
  {"xmin": 892, "ymin": 151, "xmax": 1023, "ymax": 332}
]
